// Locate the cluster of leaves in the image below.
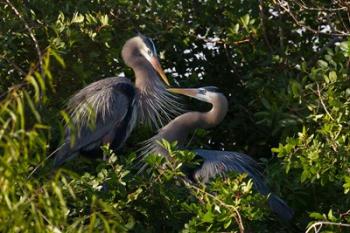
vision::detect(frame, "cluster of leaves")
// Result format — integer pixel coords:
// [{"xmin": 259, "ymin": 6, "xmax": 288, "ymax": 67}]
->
[
  {"xmin": 272, "ymin": 39, "xmax": 350, "ymax": 230},
  {"xmin": 0, "ymin": 113, "xmax": 279, "ymax": 233},
  {"xmin": 1, "ymin": 0, "xmax": 350, "ymax": 232}
]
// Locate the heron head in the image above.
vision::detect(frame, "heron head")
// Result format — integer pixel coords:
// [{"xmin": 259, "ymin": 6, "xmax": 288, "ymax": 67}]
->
[
  {"xmin": 167, "ymin": 86, "xmax": 221, "ymax": 103},
  {"xmin": 121, "ymin": 34, "xmax": 170, "ymax": 85}
]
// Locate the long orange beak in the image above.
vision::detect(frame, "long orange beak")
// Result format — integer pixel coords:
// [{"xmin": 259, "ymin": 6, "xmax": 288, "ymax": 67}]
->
[
  {"xmin": 167, "ymin": 88, "xmax": 198, "ymax": 98},
  {"xmin": 150, "ymin": 57, "xmax": 170, "ymax": 86}
]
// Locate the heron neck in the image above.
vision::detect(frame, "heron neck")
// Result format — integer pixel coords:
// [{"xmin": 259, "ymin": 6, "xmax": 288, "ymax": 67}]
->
[
  {"xmin": 199, "ymin": 95, "xmax": 228, "ymax": 129},
  {"xmin": 159, "ymin": 94, "xmax": 228, "ymax": 146},
  {"xmin": 130, "ymin": 60, "xmax": 179, "ymax": 128},
  {"xmin": 133, "ymin": 62, "xmax": 160, "ymax": 90}
]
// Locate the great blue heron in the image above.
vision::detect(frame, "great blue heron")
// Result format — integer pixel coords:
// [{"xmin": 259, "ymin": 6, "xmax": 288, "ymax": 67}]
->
[
  {"xmin": 140, "ymin": 87, "xmax": 294, "ymax": 221},
  {"xmin": 52, "ymin": 34, "xmax": 181, "ymax": 168}
]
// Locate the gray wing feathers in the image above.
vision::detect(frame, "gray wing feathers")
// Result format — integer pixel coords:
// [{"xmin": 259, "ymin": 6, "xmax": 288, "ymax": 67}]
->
[
  {"xmin": 67, "ymin": 77, "xmax": 131, "ymax": 129},
  {"xmin": 193, "ymin": 149, "xmax": 293, "ymax": 221},
  {"xmin": 53, "ymin": 77, "xmax": 134, "ymax": 167},
  {"xmin": 268, "ymin": 193, "xmax": 294, "ymax": 222},
  {"xmin": 193, "ymin": 150, "xmax": 266, "ymax": 189}
]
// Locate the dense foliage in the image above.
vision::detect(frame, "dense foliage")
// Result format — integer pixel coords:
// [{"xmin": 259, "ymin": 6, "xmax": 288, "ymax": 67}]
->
[{"xmin": 1, "ymin": 0, "xmax": 350, "ymax": 232}]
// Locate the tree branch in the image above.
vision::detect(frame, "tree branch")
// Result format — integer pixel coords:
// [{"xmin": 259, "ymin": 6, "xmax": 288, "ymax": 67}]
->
[
  {"xmin": 258, "ymin": 0, "xmax": 273, "ymax": 52},
  {"xmin": 306, "ymin": 221, "xmax": 350, "ymax": 233},
  {"xmin": 3, "ymin": 0, "xmax": 43, "ymax": 75},
  {"xmin": 276, "ymin": 0, "xmax": 350, "ymax": 37},
  {"xmin": 294, "ymin": 0, "xmax": 348, "ymax": 12},
  {"xmin": 315, "ymin": 82, "xmax": 334, "ymax": 121}
]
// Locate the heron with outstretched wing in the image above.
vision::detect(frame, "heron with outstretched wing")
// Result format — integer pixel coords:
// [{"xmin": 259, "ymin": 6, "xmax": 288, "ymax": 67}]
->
[{"xmin": 140, "ymin": 86, "xmax": 294, "ymax": 221}]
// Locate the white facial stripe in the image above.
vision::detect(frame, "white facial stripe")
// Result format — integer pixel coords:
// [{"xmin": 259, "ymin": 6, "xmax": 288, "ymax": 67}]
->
[{"xmin": 140, "ymin": 48, "xmax": 152, "ymax": 62}]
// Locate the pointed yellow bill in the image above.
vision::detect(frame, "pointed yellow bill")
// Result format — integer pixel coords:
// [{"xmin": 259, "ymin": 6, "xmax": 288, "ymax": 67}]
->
[
  {"xmin": 166, "ymin": 88, "xmax": 198, "ymax": 98},
  {"xmin": 150, "ymin": 57, "xmax": 170, "ymax": 86}
]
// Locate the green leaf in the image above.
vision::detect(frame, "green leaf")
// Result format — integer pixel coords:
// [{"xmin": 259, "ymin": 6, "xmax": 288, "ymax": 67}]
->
[
  {"xmin": 26, "ymin": 75, "xmax": 40, "ymax": 103},
  {"xmin": 317, "ymin": 60, "xmax": 328, "ymax": 69},
  {"xmin": 343, "ymin": 176, "xmax": 350, "ymax": 194},
  {"xmin": 100, "ymin": 14, "xmax": 109, "ymax": 26},
  {"xmin": 261, "ymin": 98, "xmax": 271, "ymax": 110},
  {"xmin": 328, "ymin": 71, "xmax": 337, "ymax": 82},
  {"xmin": 309, "ymin": 212, "xmax": 324, "ymax": 220},
  {"xmin": 50, "ymin": 49, "xmax": 66, "ymax": 68},
  {"xmin": 241, "ymin": 14, "xmax": 250, "ymax": 27},
  {"xmin": 23, "ymin": 91, "xmax": 41, "ymax": 123},
  {"xmin": 230, "ymin": 23, "xmax": 240, "ymax": 35},
  {"xmin": 127, "ymin": 188, "xmax": 143, "ymax": 203},
  {"xmin": 327, "ymin": 209, "xmax": 337, "ymax": 222},
  {"xmin": 339, "ymin": 41, "xmax": 349, "ymax": 57},
  {"xmin": 290, "ymin": 80, "xmax": 301, "ymax": 97},
  {"xmin": 301, "ymin": 170, "xmax": 309, "ymax": 183},
  {"xmin": 71, "ymin": 12, "xmax": 84, "ymax": 24},
  {"xmin": 202, "ymin": 210, "xmax": 214, "ymax": 223},
  {"xmin": 224, "ymin": 219, "xmax": 232, "ymax": 229}
]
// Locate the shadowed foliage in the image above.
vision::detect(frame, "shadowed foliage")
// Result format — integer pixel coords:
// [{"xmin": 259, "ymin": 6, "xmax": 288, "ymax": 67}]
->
[{"xmin": 1, "ymin": 0, "xmax": 350, "ymax": 232}]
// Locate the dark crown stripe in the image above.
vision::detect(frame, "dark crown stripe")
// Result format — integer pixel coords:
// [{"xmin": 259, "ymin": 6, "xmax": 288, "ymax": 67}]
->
[{"xmin": 141, "ymin": 36, "xmax": 157, "ymax": 55}]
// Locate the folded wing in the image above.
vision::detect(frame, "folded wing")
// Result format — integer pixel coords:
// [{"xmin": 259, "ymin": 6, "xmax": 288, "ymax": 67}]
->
[{"xmin": 53, "ymin": 77, "xmax": 137, "ymax": 167}]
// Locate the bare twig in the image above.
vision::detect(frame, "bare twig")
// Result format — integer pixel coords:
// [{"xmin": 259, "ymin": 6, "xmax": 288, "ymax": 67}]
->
[
  {"xmin": 2, "ymin": 55, "xmax": 26, "ymax": 76},
  {"xmin": 315, "ymin": 82, "xmax": 334, "ymax": 121},
  {"xmin": 3, "ymin": 0, "xmax": 43, "ymax": 75},
  {"xmin": 0, "ymin": 83, "xmax": 28, "ymax": 101},
  {"xmin": 295, "ymin": 0, "xmax": 348, "ymax": 12},
  {"xmin": 231, "ymin": 38, "xmax": 250, "ymax": 45},
  {"xmin": 258, "ymin": 0, "xmax": 273, "ymax": 52},
  {"xmin": 181, "ymin": 178, "xmax": 245, "ymax": 233},
  {"xmin": 196, "ymin": 35, "xmax": 250, "ymax": 46},
  {"xmin": 336, "ymin": 11, "xmax": 350, "ymax": 33},
  {"xmin": 278, "ymin": 4, "xmax": 285, "ymax": 55},
  {"xmin": 276, "ymin": 0, "xmax": 350, "ymax": 37},
  {"xmin": 340, "ymin": 209, "xmax": 350, "ymax": 219},
  {"xmin": 0, "ymin": 48, "xmax": 50, "ymax": 103},
  {"xmin": 305, "ymin": 221, "xmax": 350, "ymax": 233}
]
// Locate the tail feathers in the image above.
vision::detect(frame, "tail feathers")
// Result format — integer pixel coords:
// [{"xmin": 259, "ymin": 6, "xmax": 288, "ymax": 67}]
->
[{"xmin": 267, "ymin": 193, "xmax": 294, "ymax": 221}]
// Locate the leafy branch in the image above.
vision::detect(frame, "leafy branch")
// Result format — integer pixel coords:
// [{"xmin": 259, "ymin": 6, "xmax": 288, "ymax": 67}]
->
[{"xmin": 275, "ymin": 0, "xmax": 350, "ymax": 37}]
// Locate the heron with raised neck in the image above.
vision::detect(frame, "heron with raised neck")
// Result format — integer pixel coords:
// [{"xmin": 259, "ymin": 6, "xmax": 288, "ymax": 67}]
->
[{"xmin": 52, "ymin": 34, "xmax": 181, "ymax": 167}]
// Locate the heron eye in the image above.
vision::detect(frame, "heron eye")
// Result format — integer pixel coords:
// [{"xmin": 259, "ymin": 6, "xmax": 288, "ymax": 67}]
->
[
  {"xmin": 147, "ymin": 49, "xmax": 152, "ymax": 56},
  {"xmin": 198, "ymin": 89, "xmax": 206, "ymax": 95}
]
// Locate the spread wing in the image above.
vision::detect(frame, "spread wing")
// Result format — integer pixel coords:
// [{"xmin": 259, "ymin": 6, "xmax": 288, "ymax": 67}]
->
[
  {"xmin": 193, "ymin": 149, "xmax": 294, "ymax": 221},
  {"xmin": 193, "ymin": 149, "xmax": 268, "ymax": 193},
  {"xmin": 54, "ymin": 77, "xmax": 137, "ymax": 167}
]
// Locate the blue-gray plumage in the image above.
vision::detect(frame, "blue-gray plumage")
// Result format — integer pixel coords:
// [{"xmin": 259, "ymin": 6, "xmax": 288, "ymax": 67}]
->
[
  {"xmin": 193, "ymin": 149, "xmax": 293, "ymax": 221},
  {"xmin": 140, "ymin": 87, "xmax": 294, "ymax": 221},
  {"xmin": 53, "ymin": 34, "xmax": 182, "ymax": 168},
  {"xmin": 53, "ymin": 78, "xmax": 136, "ymax": 167}
]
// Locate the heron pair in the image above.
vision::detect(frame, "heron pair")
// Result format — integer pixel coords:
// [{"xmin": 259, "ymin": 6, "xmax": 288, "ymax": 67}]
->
[{"xmin": 52, "ymin": 34, "xmax": 293, "ymax": 221}]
